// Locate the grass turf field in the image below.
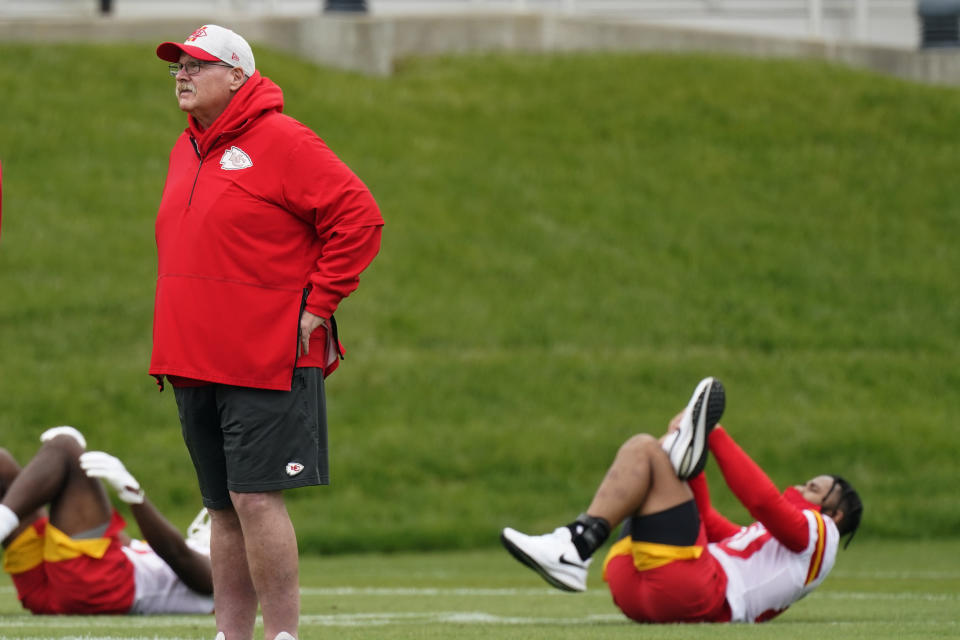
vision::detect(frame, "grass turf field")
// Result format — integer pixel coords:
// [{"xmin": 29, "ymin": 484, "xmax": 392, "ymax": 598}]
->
[
  {"xmin": 1, "ymin": 40, "xmax": 959, "ymax": 639},
  {"xmin": 1, "ymin": 539, "xmax": 957, "ymax": 639},
  {"xmin": 1, "ymin": 43, "xmax": 958, "ymax": 550}
]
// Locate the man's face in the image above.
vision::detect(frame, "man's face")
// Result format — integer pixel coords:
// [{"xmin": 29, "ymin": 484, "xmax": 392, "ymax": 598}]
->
[
  {"xmin": 794, "ymin": 475, "xmax": 838, "ymax": 510},
  {"xmin": 174, "ymin": 53, "xmax": 238, "ymax": 125}
]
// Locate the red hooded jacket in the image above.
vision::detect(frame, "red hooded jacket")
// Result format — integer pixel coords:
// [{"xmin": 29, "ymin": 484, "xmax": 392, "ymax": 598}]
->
[{"xmin": 150, "ymin": 73, "xmax": 383, "ymax": 390}]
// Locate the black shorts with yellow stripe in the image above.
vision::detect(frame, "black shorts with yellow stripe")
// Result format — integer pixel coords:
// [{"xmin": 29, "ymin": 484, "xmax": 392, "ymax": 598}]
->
[
  {"xmin": 619, "ymin": 500, "xmax": 700, "ymax": 546},
  {"xmin": 604, "ymin": 500, "xmax": 704, "ymax": 575}
]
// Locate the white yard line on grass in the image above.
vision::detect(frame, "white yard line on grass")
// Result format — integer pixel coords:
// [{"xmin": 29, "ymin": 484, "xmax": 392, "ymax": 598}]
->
[
  {"xmin": 0, "ymin": 616, "xmax": 623, "ymax": 640},
  {"xmin": 813, "ymin": 591, "xmax": 958, "ymax": 601},
  {"xmin": 2, "ymin": 590, "xmax": 954, "ymax": 631},
  {"xmin": 1, "ymin": 588, "xmax": 954, "ymax": 633},
  {"xmin": 0, "ymin": 637, "xmax": 201, "ymax": 640},
  {"xmin": 299, "ymin": 586, "xmax": 607, "ymax": 596},
  {"xmin": 299, "ymin": 611, "xmax": 625, "ymax": 626},
  {"xmin": 0, "ymin": 611, "xmax": 623, "ymax": 631},
  {"xmin": 298, "ymin": 586, "xmax": 960, "ymax": 602},
  {"xmin": 0, "ymin": 617, "xmax": 210, "ymax": 629},
  {"xmin": 831, "ymin": 570, "xmax": 960, "ymax": 580}
]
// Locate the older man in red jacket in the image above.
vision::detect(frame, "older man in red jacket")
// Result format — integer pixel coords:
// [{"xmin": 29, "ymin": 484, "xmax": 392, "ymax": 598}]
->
[{"xmin": 152, "ymin": 24, "xmax": 383, "ymax": 640}]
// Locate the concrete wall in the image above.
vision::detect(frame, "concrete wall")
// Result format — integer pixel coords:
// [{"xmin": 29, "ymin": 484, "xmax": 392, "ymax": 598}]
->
[
  {"xmin": 0, "ymin": 0, "xmax": 921, "ymax": 51},
  {"xmin": 286, "ymin": 12, "xmax": 960, "ymax": 83},
  {"xmin": 1, "ymin": 12, "xmax": 958, "ymax": 84}
]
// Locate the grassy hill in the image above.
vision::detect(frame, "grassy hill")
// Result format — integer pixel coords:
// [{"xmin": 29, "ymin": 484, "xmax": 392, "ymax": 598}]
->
[{"xmin": 0, "ymin": 44, "xmax": 957, "ymax": 553}]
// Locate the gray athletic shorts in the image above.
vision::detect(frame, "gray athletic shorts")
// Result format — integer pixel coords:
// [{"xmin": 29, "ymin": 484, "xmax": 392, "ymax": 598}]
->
[{"xmin": 173, "ymin": 367, "xmax": 329, "ymax": 510}]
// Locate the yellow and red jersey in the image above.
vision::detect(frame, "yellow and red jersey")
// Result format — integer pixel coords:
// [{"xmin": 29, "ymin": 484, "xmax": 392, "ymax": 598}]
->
[
  {"xmin": 692, "ymin": 427, "xmax": 839, "ymax": 622},
  {"xmin": 603, "ymin": 426, "xmax": 839, "ymax": 624},
  {"xmin": 3, "ymin": 511, "xmax": 214, "ymax": 616},
  {"xmin": 3, "ymin": 511, "xmax": 135, "ymax": 615}
]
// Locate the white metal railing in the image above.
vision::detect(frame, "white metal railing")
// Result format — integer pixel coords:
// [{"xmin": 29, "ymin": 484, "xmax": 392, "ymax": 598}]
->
[{"xmin": 0, "ymin": 0, "xmax": 919, "ymax": 48}]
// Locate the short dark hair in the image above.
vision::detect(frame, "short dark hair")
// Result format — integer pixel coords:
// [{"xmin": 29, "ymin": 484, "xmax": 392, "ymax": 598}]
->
[{"xmin": 827, "ymin": 475, "xmax": 863, "ymax": 548}]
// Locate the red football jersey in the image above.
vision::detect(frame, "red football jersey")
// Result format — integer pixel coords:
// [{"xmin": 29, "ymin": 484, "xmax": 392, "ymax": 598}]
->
[{"xmin": 690, "ymin": 428, "xmax": 840, "ymax": 622}]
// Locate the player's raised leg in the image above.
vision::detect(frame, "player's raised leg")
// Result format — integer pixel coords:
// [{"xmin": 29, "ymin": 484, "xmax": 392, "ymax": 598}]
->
[
  {"xmin": 1, "ymin": 428, "xmax": 111, "ymax": 542},
  {"xmin": 501, "ymin": 431, "xmax": 694, "ymax": 592},
  {"xmin": 0, "ymin": 448, "xmax": 42, "ymax": 545}
]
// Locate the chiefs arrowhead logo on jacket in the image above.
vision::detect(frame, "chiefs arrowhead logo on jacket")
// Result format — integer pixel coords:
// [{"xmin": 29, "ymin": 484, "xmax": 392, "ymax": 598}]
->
[{"xmin": 220, "ymin": 146, "xmax": 253, "ymax": 170}]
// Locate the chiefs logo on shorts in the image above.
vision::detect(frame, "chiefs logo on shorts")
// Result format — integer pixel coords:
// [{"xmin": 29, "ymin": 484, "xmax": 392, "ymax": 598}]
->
[{"xmin": 285, "ymin": 462, "xmax": 305, "ymax": 477}]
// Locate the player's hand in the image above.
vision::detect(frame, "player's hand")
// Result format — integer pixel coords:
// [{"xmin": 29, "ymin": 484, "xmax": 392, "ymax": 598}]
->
[
  {"xmin": 659, "ymin": 411, "xmax": 686, "ymax": 446},
  {"xmin": 79, "ymin": 451, "xmax": 145, "ymax": 504},
  {"xmin": 298, "ymin": 310, "xmax": 326, "ymax": 357},
  {"xmin": 667, "ymin": 410, "xmax": 685, "ymax": 434}
]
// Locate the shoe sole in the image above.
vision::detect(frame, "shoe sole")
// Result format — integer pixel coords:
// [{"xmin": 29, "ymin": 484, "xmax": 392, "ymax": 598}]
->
[
  {"xmin": 499, "ymin": 530, "xmax": 581, "ymax": 592},
  {"xmin": 675, "ymin": 377, "xmax": 725, "ymax": 479}
]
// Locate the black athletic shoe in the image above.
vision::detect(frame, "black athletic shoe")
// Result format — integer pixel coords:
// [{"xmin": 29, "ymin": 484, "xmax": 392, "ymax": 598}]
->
[{"xmin": 665, "ymin": 377, "xmax": 725, "ymax": 479}]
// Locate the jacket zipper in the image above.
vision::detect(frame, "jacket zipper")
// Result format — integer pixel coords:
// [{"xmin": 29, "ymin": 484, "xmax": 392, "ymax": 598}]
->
[
  {"xmin": 188, "ymin": 138, "xmax": 202, "ymax": 207},
  {"xmin": 188, "ymin": 135, "xmax": 222, "ymax": 207}
]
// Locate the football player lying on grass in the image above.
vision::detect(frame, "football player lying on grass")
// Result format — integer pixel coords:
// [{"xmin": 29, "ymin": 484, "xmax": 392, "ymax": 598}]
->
[
  {"xmin": 0, "ymin": 426, "xmax": 214, "ymax": 614},
  {"xmin": 501, "ymin": 377, "xmax": 863, "ymax": 623}
]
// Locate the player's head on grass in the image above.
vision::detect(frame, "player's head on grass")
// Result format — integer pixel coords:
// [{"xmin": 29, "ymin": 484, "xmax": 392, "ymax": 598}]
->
[
  {"xmin": 796, "ymin": 474, "xmax": 863, "ymax": 546},
  {"xmin": 827, "ymin": 475, "xmax": 863, "ymax": 546}
]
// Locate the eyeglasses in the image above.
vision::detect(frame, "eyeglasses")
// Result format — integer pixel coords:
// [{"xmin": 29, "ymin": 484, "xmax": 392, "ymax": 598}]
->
[{"xmin": 168, "ymin": 61, "xmax": 233, "ymax": 77}]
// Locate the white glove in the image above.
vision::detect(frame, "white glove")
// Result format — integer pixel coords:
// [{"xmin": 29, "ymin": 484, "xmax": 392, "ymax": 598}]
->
[
  {"xmin": 186, "ymin": 508, "xmax": 211, "ymax": 553},
  {"xmin": 79, "ymin": 451, "xmax": 145, "ymax": 504}
]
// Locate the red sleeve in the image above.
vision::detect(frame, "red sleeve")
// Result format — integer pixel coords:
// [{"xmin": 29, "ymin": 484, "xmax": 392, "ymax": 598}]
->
[
  {"xmin": 304, "ymin": 223, "xmax": 381, "ymax": 319},
  {"xmin": 281, "ymin": 136, "xmax": 384, "ymax": 319},
  {"xmin": 688, "ymin": 472, "xmax": 742, "ymax": 542},
  {"xmin": 708, "ymin": 426, "xmax": 810, "ymax": 552}
]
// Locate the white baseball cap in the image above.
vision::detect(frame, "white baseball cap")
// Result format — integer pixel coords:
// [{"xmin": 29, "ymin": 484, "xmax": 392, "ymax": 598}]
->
[{"xmin": 157, "ymin": 24, "xmax": 255, "ymax": 76}]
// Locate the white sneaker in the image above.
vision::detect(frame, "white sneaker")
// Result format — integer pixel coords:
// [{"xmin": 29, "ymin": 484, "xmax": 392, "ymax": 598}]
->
[
  {"xmin": 273, "ymin": 633, "xmax": 296, "ymax": 640},
  {"xmin": 666, "ymin": 377, "xmax": 725, "ymax": 479},
  {"xmin": 500, "ymin": 526, "xmax": 590, "ymax": 592},
  {"xmin": 214, "ymin": 633, "xmax": 225, "ymax": 640}
]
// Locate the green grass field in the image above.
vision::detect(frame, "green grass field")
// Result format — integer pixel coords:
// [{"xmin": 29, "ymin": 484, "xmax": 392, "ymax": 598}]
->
[
  {"xmin": 1, "ymin": 38, "xmax": 959, "ymax": 638},
  {"xmin": 2, "ymin": 44, "xmax": 958, "ymax": 548},
  {"xmin": 2, "ymin": 539, "xmax": 958, "ymax": 639}
]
